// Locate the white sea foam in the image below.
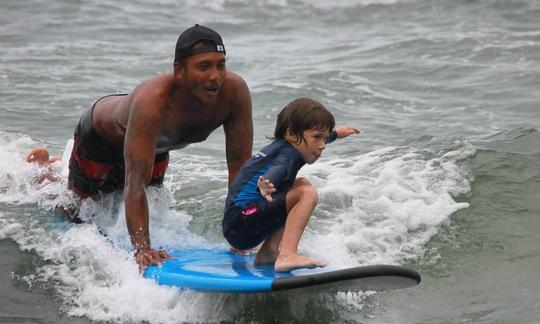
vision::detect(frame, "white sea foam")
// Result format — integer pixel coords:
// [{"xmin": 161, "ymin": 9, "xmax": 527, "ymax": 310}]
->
[
  {"xmin": 299, "ymin": 138, "xmax": 474, "ymax": 268},
  {"xmin": 0, "ymin": 135, "xmax": 234, "ymax": 323},
  {"xmin": 181, "ymin": 0, "xmax": 411, "ymax": 10},
  {"xmin": 0, "ymin": 133, "xmax": 474, "ymax": 323}
]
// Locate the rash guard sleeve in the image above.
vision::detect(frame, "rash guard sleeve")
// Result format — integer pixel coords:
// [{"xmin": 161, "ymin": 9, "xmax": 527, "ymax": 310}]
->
[{"xmin": 261, "ymin": 146, "xmax": 303, "ymax": 191}]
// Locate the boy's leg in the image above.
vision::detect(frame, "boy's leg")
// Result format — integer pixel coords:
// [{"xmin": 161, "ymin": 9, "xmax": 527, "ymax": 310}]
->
[
  {"xmin": 274, "ymin": 177, "xmax": 326, "ymax": 272},
  {"xmin": 254, "ymin": 227, "xmax": 284, "ymax": 264}
]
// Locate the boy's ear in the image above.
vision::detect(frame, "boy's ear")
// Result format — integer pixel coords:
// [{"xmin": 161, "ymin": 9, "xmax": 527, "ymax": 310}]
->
[
  {"xmin": 284, "ymin": 129, "xmax": 301, "ymax": 145},
  {"xmin": 284, "ymin": 128, "xmax": 294, "ymax": 141}
]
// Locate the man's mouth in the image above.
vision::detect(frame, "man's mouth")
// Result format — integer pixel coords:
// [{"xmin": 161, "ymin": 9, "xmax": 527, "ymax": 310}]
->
[{"xmin": 206, "ymin": 84, "xmax": 220, "ymax": 95}]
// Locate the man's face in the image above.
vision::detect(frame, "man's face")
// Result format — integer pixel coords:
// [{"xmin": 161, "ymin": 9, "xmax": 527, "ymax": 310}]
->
[{"xmin": 182, "ymin": 51, "xmax": 226, "ymax": 104}]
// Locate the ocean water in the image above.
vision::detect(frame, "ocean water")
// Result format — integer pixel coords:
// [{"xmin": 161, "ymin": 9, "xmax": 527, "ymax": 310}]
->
[{"xmin": 1, "ymin": 0, "xmax": 539, "ymax": 323}]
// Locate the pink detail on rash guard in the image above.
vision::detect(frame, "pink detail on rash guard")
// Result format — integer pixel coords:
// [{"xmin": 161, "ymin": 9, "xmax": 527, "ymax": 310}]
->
[{"xmin": 241, "ymin": 204, "xmax": 258, "ymax": 216}]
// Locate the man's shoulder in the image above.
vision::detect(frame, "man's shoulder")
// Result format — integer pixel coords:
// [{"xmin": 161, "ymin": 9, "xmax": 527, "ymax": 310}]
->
[
  {"xmin": 223, "ymin": 71, "xmax": 249, "ymax": 96},
  {"xmin": 225, "ymin": 71, "xmax": 246, "ymax": 84},
  {"xmin": 135, "ymin": 74, "xmax": 174, "ymax": 95},
  {"xmin": 222, "ymin": 71, "xmax": 251, "ymax": 115},
  {"xmin": 130, "ymin": 74, "xmax": 174, "ymax": 108}
]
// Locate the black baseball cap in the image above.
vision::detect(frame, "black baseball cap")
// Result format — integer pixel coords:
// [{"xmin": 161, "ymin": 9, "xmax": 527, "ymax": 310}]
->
[{"xmin": 175, "ymin": 24, "xmax": 226, "ymax": 61}]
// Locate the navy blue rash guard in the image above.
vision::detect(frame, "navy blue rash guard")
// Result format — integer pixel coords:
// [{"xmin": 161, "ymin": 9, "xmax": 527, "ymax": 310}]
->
[
  {"xmin": 222, "ymin": 133, "xmax": 338, "ymax": 248},
  {"xmin": 224, "ymin": 139, "xmax": 304, "ymax": 211}
]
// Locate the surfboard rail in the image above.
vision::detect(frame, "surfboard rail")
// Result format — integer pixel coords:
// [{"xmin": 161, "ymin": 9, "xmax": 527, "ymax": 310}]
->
[{"xmin": 144, "ymin": 248, "xmax": 421, "ymax": 293}]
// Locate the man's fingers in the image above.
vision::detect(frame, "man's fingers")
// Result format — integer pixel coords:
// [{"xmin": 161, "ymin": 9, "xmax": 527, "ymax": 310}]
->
[
  {"xmin": 137, "ymin": 254, "xmax": 149, "ymax": 271},
  {"xmin": 136, "ymin": 249, "xmax": 171, "ymax": 271},
  {"xmin": 159, "ymin": 250, "xmax": 171, "ymax": 259}
]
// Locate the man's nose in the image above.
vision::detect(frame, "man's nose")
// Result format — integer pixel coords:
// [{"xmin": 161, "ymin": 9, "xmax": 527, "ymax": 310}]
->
[{"xmin": 209, "ymin": 67, "xmax": 220, "ymax": 81}]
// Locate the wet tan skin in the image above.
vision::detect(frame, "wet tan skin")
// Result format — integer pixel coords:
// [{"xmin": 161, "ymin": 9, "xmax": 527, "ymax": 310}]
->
[{"xmin": 69, "ymin": 49, "xmax": 253, "ymax": 270}]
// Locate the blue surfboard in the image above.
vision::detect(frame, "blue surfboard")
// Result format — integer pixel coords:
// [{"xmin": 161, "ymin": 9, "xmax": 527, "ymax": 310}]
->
[{"xmin": 144, "ymin": 248, "xmax": 421, "ymax": 293}]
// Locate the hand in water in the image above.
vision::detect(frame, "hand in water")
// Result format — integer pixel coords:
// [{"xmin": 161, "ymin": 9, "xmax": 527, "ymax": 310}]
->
[
  {"xmin": 257, "ymin": 176, "xmax": 276, "ymax": 202},
  {"xmin": 135, "ymin": 248, "xmax": 171, "ymax": 271}
]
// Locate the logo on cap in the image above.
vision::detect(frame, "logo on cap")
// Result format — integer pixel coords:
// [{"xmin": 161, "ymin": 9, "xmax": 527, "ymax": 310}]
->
[{"xmin": 216, "ymin": 45, "xmax": 224, "ymax": 52}]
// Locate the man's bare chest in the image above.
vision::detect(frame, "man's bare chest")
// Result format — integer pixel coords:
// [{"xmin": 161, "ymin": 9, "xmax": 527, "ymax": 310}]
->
[{"xmin": 156, "ymin": 109, "xmax": 227, "ymax": 151}]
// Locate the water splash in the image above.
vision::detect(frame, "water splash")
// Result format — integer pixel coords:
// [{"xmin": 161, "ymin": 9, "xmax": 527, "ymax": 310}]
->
[
  {"xmin": 0, "ymin": 132, "xmax": 474, "ymax": 323},
  {"xmin": 300, "ymin": 137, "xmax": 474, "ymax": 267}
]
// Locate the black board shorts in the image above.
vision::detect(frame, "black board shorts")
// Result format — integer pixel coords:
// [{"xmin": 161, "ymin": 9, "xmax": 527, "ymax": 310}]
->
[
  {"xmin": 68, "ymin": 97, "xmax": 168, "ymax": 195},
  {"xmin": 223, "ymin": 192, "xmax": 288, "ymax": 250}
]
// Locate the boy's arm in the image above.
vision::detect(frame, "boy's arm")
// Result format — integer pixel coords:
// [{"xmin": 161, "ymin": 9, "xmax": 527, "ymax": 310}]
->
[
  {"xmin": 257, "ymin": 176, "xmax": 276, "ymax": 202},
  {"xmin": 261, "ymin": 150, "xmax": 299, "ymax": 186},
  {"xmin": 326, "ymin": 125, "xmax": 361, "ymax": 143},
  {"xmin": 258, "ymin": 148, "xmax": 303, "ymax": 201}
]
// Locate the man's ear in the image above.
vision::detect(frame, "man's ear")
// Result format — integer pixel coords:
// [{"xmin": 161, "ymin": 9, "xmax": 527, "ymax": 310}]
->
[{"xmin": 173, "ymin": 61, "xmax": 186, "ymax": 84}]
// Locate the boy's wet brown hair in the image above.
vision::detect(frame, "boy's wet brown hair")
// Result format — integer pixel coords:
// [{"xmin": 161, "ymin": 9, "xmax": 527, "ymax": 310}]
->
[{"xmin": 273, "ymin": 97, "xmax": 335, "ymax": 144}]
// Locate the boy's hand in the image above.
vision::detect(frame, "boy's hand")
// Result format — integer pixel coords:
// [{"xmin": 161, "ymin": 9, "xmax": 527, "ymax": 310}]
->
[
  {"xmin": 336, "ymin": 126, "xmax": 361, "ymax": 139},
  {"xmin": 258, "ymin": 176, "xmax": 276, "ymax": 202}
]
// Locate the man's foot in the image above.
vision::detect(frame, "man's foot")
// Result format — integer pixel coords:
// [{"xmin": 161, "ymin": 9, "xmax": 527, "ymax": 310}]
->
[
  {"xmin": 274, "ymin": 253, "xmax": 326, "ymax": 272},
  {"xmin": 26, "ymin": 147, "xmax": 50, "ymax": 165},
  {"xmin": 54, "ymin": 204, "xmax": 83, "ymax": 224}
]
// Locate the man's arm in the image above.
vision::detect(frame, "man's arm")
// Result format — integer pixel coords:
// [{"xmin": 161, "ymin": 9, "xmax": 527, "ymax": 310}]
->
[
  {"xmin": 123, "ymin": 99, "xmax": 169, "ymax": 269},
  {"xmin": 223, "ymin": 74, "xmax": 253, "ymax": 186}
]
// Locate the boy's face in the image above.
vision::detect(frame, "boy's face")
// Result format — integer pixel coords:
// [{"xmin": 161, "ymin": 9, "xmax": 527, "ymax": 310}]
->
[{"xmin": 287, "ymin": 128, "xmax": 329, "ymax": 164}]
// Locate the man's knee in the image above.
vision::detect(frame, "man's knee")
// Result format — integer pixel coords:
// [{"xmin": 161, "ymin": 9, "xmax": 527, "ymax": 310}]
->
[{"xmin": 67, "ymin": 176, "xmax": 93, "ymax": 199}]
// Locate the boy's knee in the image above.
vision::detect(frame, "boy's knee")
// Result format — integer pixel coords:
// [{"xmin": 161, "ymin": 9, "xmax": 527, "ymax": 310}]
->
[
  {"xmin": 297, "ymin": 182, "xmax": 318, "ymax": 203},
  {"xmin": 295, "ymin": 177, "xmax": 312, "ymax": 187}
]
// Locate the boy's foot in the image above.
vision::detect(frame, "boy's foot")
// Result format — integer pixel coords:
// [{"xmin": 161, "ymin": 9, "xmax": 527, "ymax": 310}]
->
[
  {"xmin": 253, "ymin": 249, "xmax": 279, "ymax": 264},
  {"xmin": 274, "ymin": 253, "xmax": 327, "ymax": 272},
  {"xmin": 229, "ymin": 247, "xmax": 256, "ymax": 256}
]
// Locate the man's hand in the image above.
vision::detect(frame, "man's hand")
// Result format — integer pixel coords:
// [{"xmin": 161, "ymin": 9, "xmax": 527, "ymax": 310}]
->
[
  {"xmin": 135, "ymin": 248, "xmax": 171, "ymax": 271},
  {"xmin": 336, "ymin": 125, "xmax": 361, "ymax": 139},
  {"xmin": 258, "ymin": 176, "xmax": 276, "ymax": 202}
]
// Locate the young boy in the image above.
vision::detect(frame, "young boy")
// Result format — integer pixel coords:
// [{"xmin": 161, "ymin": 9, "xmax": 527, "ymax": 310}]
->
[{"xmin": 222, "ymin": 97, "xmax": 360, "ymax": 272}]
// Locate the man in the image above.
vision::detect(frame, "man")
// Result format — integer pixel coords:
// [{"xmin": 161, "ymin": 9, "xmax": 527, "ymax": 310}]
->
[{"xmin": 65, "ymin": 24, "xmax": 253, "ymax": 270}]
